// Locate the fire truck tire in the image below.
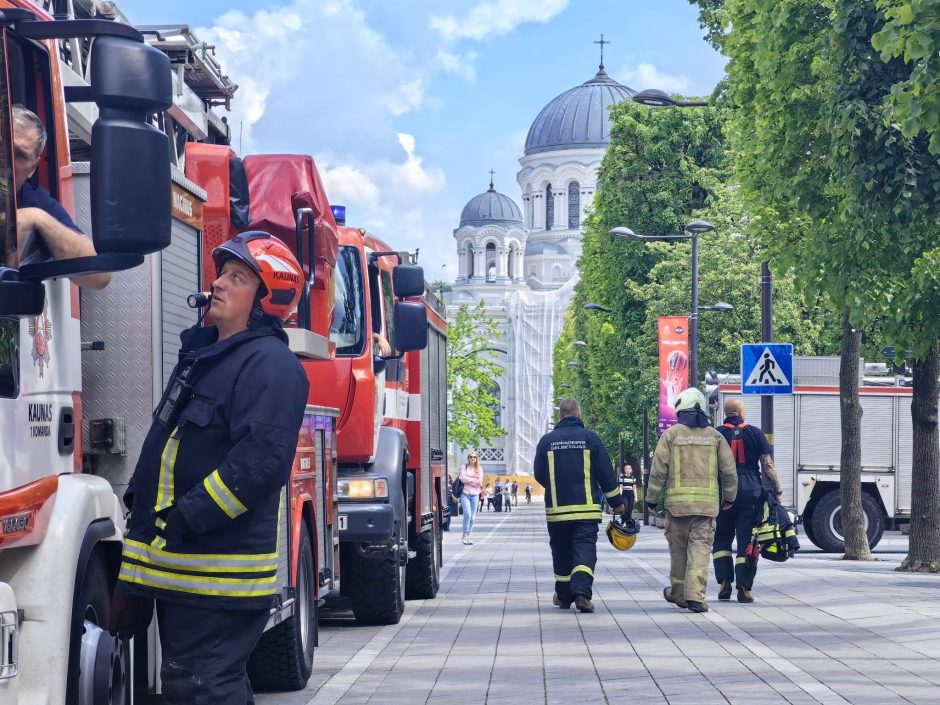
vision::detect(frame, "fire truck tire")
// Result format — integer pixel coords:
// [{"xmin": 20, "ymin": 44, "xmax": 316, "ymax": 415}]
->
[
  {"xmin": 247, "ymin": 526, "xmax": 317, "ymax": 692},
  {"xmin": 405, "ymin": 525, "xmax": 440, "ymax": 600},
  {"xmin": 349, "ymin": 498, "xmax": 407, "ymax": 625},
  {"xmin": 809, "ymin": 489, "xmax": 884, "ymax": 552}
]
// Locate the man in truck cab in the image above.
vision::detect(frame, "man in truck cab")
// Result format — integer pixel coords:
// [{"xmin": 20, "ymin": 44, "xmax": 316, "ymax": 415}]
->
[
  {"xmin": 110, "ymin": 232, "xmax": 309, "ymax": 704},
  {"xmin": 12, "ymin": 104, "xmax": 110, "ymax": 289}
]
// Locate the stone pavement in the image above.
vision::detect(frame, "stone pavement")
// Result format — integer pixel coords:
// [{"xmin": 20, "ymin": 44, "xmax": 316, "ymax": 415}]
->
[{"xmin": 257, "ymin": 502, "xmax": 940, "ymax": 705}]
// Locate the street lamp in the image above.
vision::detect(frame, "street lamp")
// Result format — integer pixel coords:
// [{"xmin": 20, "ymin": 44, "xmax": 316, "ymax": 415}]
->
[
  {"xmin": 610, "ymin": 220, "xmax": 721, "ymax": 385},
  {"xmin": 567, "ymin": 361, "xmax": 579, "ymax": 368},
  {"xmin": 574, "ymin": 340, "xmax": 587, "ymax": 348},
  {"xmin": 583, "ymin": 303, "xmax": 612, "ymax": 313},
  {"xmin": 632, "ymin": 88, "xmax": 709, "ymax": 108}
]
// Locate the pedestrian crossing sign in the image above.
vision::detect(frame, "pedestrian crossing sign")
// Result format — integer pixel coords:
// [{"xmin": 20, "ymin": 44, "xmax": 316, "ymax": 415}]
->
[{"xmin": 741, "ymin": 343, "xmax": 794, "ymax": 395}]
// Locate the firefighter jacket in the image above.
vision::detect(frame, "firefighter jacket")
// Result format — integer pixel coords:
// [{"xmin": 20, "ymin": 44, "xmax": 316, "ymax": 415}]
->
[
  {"xmin": 533, "ymin": 416, "xmax": 624, "ymax": 522},
  {"xmin": 647, "ymin": 422, "xmax": 738, "ymax": 518},
  {"xmin": 118, "ymin": 315, "xmax": 309, "ymax": 610}
]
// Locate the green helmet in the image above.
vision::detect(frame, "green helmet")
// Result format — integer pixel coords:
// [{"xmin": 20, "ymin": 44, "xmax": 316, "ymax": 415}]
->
[{"xmin": 674, "ymin": 387, "xmax": 707, "ymax": 413}]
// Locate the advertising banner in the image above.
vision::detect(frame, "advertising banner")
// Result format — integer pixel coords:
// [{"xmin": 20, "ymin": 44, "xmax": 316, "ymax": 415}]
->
[{"xmin": 658, "ymin": 316, "xmax": 689, "ymax": 435}]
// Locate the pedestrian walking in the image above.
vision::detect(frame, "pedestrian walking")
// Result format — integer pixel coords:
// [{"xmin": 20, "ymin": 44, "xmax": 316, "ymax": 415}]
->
[
  {"xmin": 646, "ymin": 388, "xmax": 737, "ymax": 614},
  {"xmin": 110, "ymin": 233, "xmax": 309, "ymax": 704},
  {"xmin": 525, "ymin": 484, "xmax": 532, "ymax": 504},
  {"xmin": 503, "ymin": 483, "xmax": 512, "ymax": 513},
  {"xmin": 534, "ymin": 399, "xmax": 625, "ymax": 613},
  {"xmin": 712, "ymin": 398, "xmax": 782, "ymax": 603},
  {"xmin": 494, "ymin": 477, "xmax": 504, "ymax": 512},
  {"xmin": 458, "ymin": 452, "xmax": 484, "ymax": 544},
  {"xmin": 511, "ymin": 481, "xmax": 519, "ymax": 506},
  {"xmin": 485, "ymin": 484, "xmax": 495, "ymax": 512}
]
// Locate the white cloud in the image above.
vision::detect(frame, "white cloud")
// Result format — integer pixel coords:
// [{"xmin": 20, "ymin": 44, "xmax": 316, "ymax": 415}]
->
[
  {"xmin": 617, "ymin": 63, "xmax": 690, "ymax": 94},
  {"xmin": 437, "ymin": 50, "xmax": 478, "ymax": 82},
  {"xmin": 430, "ymin": 0, "xmax": 570, "ymax": 41}
]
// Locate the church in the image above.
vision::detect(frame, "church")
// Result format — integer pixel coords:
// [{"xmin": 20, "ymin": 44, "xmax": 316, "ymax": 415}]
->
[{"xmin": 446, "ymin": 55, "xmax": 635, "ymax": 475}]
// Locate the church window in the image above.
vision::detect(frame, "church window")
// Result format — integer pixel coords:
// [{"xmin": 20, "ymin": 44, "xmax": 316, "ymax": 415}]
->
[
  {"xmin": 490, "ymin": 383, "xmax": 501, "ymax": 428},
  {"xmin": 485, "ymin": 242, "xmax": 496, "ymax": 282},
  {"xmin": 466, "ymin": 247, "xmax": 474, "ymax": 278},
  {"xmin": 568, "ymin": 181, "xmax": 580, "ymax": 229},
  {"xmin": 545, "ymin": 183, "xmax": 554, "ymax": 230}
]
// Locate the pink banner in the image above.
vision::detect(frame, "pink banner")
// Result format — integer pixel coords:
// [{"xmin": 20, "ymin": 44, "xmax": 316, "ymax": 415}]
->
[{"xmin": 658, "ymin": 316, "xmax": 689, "ymax": 436}]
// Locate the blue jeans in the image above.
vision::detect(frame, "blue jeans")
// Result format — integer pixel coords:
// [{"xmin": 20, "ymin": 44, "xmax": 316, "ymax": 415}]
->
[{"xmin": 460, "ymin": 493, "xmax": 478, "ymax": 534}]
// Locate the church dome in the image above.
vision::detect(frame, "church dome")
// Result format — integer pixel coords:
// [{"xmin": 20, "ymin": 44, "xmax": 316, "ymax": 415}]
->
[
  {"xmin": 524, "ymin": 65, "xmax": 635, "ymax": 156},
  {"xmin": 459, "ymin": 183, "xmax": 523, "ymax": 227}
]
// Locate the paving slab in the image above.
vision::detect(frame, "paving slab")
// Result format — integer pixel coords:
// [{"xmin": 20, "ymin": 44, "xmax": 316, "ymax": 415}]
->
[{"xmin": 257, "ymin": 503, "xmax": 940, "ymax": 705}]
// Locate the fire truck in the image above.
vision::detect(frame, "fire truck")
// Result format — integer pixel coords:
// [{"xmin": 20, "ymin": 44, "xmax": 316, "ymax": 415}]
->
[{"xmin": 715, "ymin": 356, "xmax": 925, "ymax": 552}]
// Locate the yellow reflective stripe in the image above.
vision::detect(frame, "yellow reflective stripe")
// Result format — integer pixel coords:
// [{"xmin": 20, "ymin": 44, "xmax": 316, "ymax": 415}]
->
[
  {"xmin": 554, "ymin": 574, "xmax": 571, "ymax": 582},
  {"xmin": 123, "ymin": 539, "xmax": 277, "ymax": 573},
  {"xmin": 547, "ymin": 511, "xmax": 602, "ymax": 523},
  {"xmin": 154, "ymin": 428, "xmax": 180, "ymax": 512},
  {"xmin": 665, "ymin": 488, "xmax": 719, "ymax": 500},
  {"xmin": 712, "ymin": 550, "xmax": 732, "ymax": 559},
  {"xmin": 785, "ymin": 529, "xmax": 796, "ymax": 538},
  {"xmin": 583, "ymin": 450, "xmax": 592, "ymax": 504},
  {"xmin": 119, "ymin": 563, "xmax": 277, "ymax": 598},
  {"xmin": 735, "ymin": 556, "xmax": 747, "ymax": 564},
  {"xmin": 604, "ymin": 486, "xmax": 622, "ymax": 499},
  {"xmin": 548, "ymin": 451, "xmax": 558, "ymax": 507},
  {"xmin": 572, "ymin": 564, "xmax": 593, "ymax": 578},
  {"xmin": 546, "ymin": 503, "xmax": 601, "ymax": 514},
  {"xmin": 151, "ymin": 536, "xmax": 167, "ymax": 550},
  {"xmin": 204, "ymin": 470, "xmax": 248, "ymax": 519}
]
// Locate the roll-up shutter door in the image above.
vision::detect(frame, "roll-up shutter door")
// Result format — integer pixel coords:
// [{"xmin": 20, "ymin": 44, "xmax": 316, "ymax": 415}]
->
[
  {"xmin": 161, "ymin": 220, "xmax": 201, "ymax": 386},
  {"xmin": 860, "ymin": 396, "xmax": 894, "ymax": 470},
  {"xmin": 420, "ymin": 337, "xmax": 432, "ymax": 514},
  {"xmin": 797, "ymin": 395, "xmax": 842, "ymax": 468},
  {"xmin": 897, "ymin": 397, "xmax": 913, "ymax": 512}
]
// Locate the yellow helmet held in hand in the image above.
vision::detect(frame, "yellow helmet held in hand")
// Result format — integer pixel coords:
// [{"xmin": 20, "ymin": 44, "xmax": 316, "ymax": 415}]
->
[
  {"xmin": 674, "ymin": 387, "xmax": 707, "ymax": 413},
  {"xmin": 606, "ymin": 514, "xmax": 640, "ymax": 551}
]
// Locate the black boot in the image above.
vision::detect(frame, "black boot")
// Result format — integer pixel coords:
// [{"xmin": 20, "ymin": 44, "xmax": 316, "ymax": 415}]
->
[
  {"xmin": 718, "ymin": 579, "xmax": 732, "ymax": 601},
  {"xmin": 737, "ymin": 587, "xmax": 754, "ymax": 603},
  {"xmin": 573, "ymin": 595, "xmax": 594, "ymax": 613},
  {"xmin": 686, "ymin": 600, "xmax": 709, "ymax": 613}
]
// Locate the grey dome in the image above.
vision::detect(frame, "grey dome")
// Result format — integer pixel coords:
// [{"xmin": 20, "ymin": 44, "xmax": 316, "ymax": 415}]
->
[
  {"xmin": 524, "ymin": 66, "xmax": 635, "ymax": 156},
  {"xmin": 459, "ymin": 184, "xmax": 523, "ymax": 227}
]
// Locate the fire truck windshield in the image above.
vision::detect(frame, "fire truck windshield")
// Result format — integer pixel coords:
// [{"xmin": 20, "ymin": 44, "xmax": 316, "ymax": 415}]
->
[
  {"xmin": 331, "ymin": 245, "xmax": 366, "ymax": 355},
  {"xmin": 0, "ymin": 32, "xmax": 16, "ymax": 269}
]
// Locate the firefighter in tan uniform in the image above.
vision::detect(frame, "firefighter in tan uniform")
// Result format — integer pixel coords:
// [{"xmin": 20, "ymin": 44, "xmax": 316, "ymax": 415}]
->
[{"xmin": 646, "ymin": 388, "xmax": 737, "ymax": 613}]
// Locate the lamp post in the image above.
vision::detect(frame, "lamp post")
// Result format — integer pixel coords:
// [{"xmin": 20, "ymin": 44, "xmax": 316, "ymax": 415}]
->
[
  {"xmin": 632, "ymin": 85, "xmax": 775, "ymax": 448},
  {"xmin": 610, "ymin": 220, "xmax": 725, "ymax": 386},
  {"xmin": 583, "ymin": 303, "xmax": 612, "ymax": 313}
]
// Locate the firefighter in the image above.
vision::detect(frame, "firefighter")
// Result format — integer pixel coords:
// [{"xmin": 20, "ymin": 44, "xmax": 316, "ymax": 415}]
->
[
  {"xmin": 533, "ymin": 398, "xmax": 625, "ymax": 613},
  {"xmin": 646, "ymin": 388, "xmax": 737, "ymax": 613},
  {"xmin": 712, "ymin": 398, "xmax": 782, "ymax": 603},
  {"xmin": 109, "ymin": 231, "xmax": 309, "ymax": 704}
]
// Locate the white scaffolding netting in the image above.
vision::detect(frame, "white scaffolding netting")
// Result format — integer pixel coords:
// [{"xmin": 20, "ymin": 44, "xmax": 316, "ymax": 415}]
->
[{"xmin": 505, "ymin": 276, "xmax": 576, "ymax": 474}]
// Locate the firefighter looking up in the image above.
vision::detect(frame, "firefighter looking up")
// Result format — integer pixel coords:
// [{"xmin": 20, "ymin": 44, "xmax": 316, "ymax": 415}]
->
[
  {"xmin": 712, "ymin": 398, "xmax": 782, "ymax": 603},
  {"xmin": 534, "ymin": 398, "xmax": 625, "ymax": 613},
  {"xmin": 647, "ymin": 388, "xmax": 737, "ymax": 613},
  {"xmin": 110, "ymin": 232, "xmax": 309, "ymax": 705},
  {"xmin": 11, "ymin": 104, "xmax": 110, "ymax": 289}
]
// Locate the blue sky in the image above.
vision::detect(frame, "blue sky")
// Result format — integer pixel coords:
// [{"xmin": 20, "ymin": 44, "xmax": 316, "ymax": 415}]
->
[{"xmin": 120, "ymin": 0, "xmax": 726, "ymax": 282}]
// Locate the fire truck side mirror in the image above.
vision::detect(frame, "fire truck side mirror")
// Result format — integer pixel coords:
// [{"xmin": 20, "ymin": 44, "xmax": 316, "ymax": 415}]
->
[
  {"xmin": 393, "ymin": 301, "xmax": 428, "ymax": 352},
  {"xmin": 89, "ymin": 36, "xmax": 172, "ymax": 257},
  {"xmin": 0, "ymin": 268, "xmax": 44, "ymax": 317},
  {"xmin": 392, "ymin": 264, "xmax": 425, "ymax": 299}
]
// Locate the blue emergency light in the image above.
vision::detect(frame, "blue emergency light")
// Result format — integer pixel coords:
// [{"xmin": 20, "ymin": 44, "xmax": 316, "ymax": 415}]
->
[{"xmin": 331, "ymin": 205, "xmax": 346, "ymax": 225}]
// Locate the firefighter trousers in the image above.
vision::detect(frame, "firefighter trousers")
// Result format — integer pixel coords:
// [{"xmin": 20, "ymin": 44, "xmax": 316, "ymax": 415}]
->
[
  {"xmin": 664, "ymin": 513, "xmax": 715, "ymax": 604},
  {"xmin": 547, "ymin": 520, "xmax": 599, "ymax": 601},
  {"xmin": 713, "ymin": 498, "xmax": 759, "ymax": 589},
  {"xmin": 156, "ymin": 599, "xmax": 270, "ymax": 705}
]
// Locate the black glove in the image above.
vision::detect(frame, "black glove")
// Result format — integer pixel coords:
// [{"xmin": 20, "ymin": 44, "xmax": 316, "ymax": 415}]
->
[
  {"xmin": 108, "ymin": 585, "xmax": 154, "ymax": 639},
  {"xmin": 646, "ymin": 502, "xmax": 658, "ymax": 512}
]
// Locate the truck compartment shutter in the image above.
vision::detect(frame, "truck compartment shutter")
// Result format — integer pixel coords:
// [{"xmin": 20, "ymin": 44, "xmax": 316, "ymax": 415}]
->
[
  {"xmin": 420, "ymin": 337, "xmax": 432, "ymax": 515},
  {"xmin": 897, "ymin": 397, "xmax": 913, "ymax": 512},
  {"xmin": 798, "ymin": 396, "xmax": 842, "ymax": 468},
  {"xmin": 859, "ymin": 396, "xmax": 895, "ymax": 470},
  {"xmin": 161, "ymin": 220, "xmax": 200, "ymax": 387}
]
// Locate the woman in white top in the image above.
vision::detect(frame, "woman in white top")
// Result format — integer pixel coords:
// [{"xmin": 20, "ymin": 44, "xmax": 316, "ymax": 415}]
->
[{"xmin": 458, "ymin": 452, "xmax": 485, "ymax": 544}]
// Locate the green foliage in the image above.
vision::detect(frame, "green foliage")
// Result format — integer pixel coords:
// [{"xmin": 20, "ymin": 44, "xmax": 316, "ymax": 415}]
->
[
  {"xmin": 446, "ymin": 301, "xmax": 506, "ymax": 449},
  {"xmin": 872, "ymin": 0, "xmax": 940, "ymax": 153}
]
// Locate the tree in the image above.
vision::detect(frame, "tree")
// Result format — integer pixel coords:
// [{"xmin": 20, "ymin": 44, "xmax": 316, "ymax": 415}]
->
[
  {"xmin": 446, "ymin": 301, "xmax": 506, "ymax": 450},
  {"xmin": 872, "ymin": 0, "xmax": 940, "ymax": 153}
]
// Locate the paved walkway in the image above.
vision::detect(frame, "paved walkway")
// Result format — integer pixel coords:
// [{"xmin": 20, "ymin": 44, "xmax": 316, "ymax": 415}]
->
[{"xmin": 257, "ymin": 502, "xmax": 940, "ymax": 705}]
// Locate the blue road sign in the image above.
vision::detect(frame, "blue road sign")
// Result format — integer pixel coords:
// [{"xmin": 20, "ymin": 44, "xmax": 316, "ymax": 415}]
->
[{"xmin": 741, "ymin": 343, "xmax": 794, "ymax": 395}]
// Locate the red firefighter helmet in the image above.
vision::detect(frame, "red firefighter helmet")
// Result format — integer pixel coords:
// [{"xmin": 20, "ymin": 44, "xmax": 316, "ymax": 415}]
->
[{"xmin": 212, "ymin": 231, "xmax": 304, "ymax": 322}]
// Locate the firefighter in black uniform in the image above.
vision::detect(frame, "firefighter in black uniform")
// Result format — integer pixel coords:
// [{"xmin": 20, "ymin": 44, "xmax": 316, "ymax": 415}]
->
[
  {"xmin": 110, "ymin": 232, "xmax": 310, "ymax": 704},
  {"xmin": 712, "ymin": 398, "xmax": 782, "ymax": 604},
  {"xmin": 534, "ymin": 398, "xmax": 624, "ymax": 613}
]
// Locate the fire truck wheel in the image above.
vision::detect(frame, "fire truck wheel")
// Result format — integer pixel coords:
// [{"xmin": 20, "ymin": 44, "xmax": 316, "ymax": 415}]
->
[
  {"xmin": 247, "ymin": 525, "xmax": 317, "ymax": 691},
  {"xmin": 349, "ymin": 498, "xmax": 407, "ymax": 625},
  {"xmin": 405, "ymin": 525, "xmax": 441, "ymax": 600},
  {"xmin": 809, "ymin": 489, "xmax": 885, "ymax": 553},
  {"xmin": 68, "ymin": 550, "xmax": 126, "ymax": 705}
]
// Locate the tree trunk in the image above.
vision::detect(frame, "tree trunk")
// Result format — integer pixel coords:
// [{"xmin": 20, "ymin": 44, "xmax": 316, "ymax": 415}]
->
[
  {"xmin": 899, "ymin": 346, "xmax": 940, "ymax": 572},
  {"xmin": 839, "ymin": 310, "xmax": 872, "ymax": 560}
]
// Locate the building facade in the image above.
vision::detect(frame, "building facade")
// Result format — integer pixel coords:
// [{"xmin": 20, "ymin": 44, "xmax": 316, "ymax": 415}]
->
[{"xmin": 447, "ymin": 63, "xmax": 635, "ymax": 475}]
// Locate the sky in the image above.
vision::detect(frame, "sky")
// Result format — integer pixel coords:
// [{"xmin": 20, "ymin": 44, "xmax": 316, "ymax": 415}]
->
[{"xmin": 120, "ymin": 0, "xmax": 726, "ymax": 283}]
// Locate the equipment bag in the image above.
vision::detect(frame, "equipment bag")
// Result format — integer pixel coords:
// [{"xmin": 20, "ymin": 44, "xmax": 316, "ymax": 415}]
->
[
  {"xmin": 452, "ymin": 477, "xmax": 464, "ymax": 499},
  {"xmin": 752, "ymin": 492, "xmax": 799, "ymax": 562}
]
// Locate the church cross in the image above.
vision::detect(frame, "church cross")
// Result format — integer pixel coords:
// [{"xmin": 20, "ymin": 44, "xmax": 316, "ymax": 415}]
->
[
  {"xmin": 489, "ymin": 169, "xmax": 495, "ymax": 189},
  {"xmin": 594, "ymin": 34, "xmax": 610, "ymax": 69}
]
